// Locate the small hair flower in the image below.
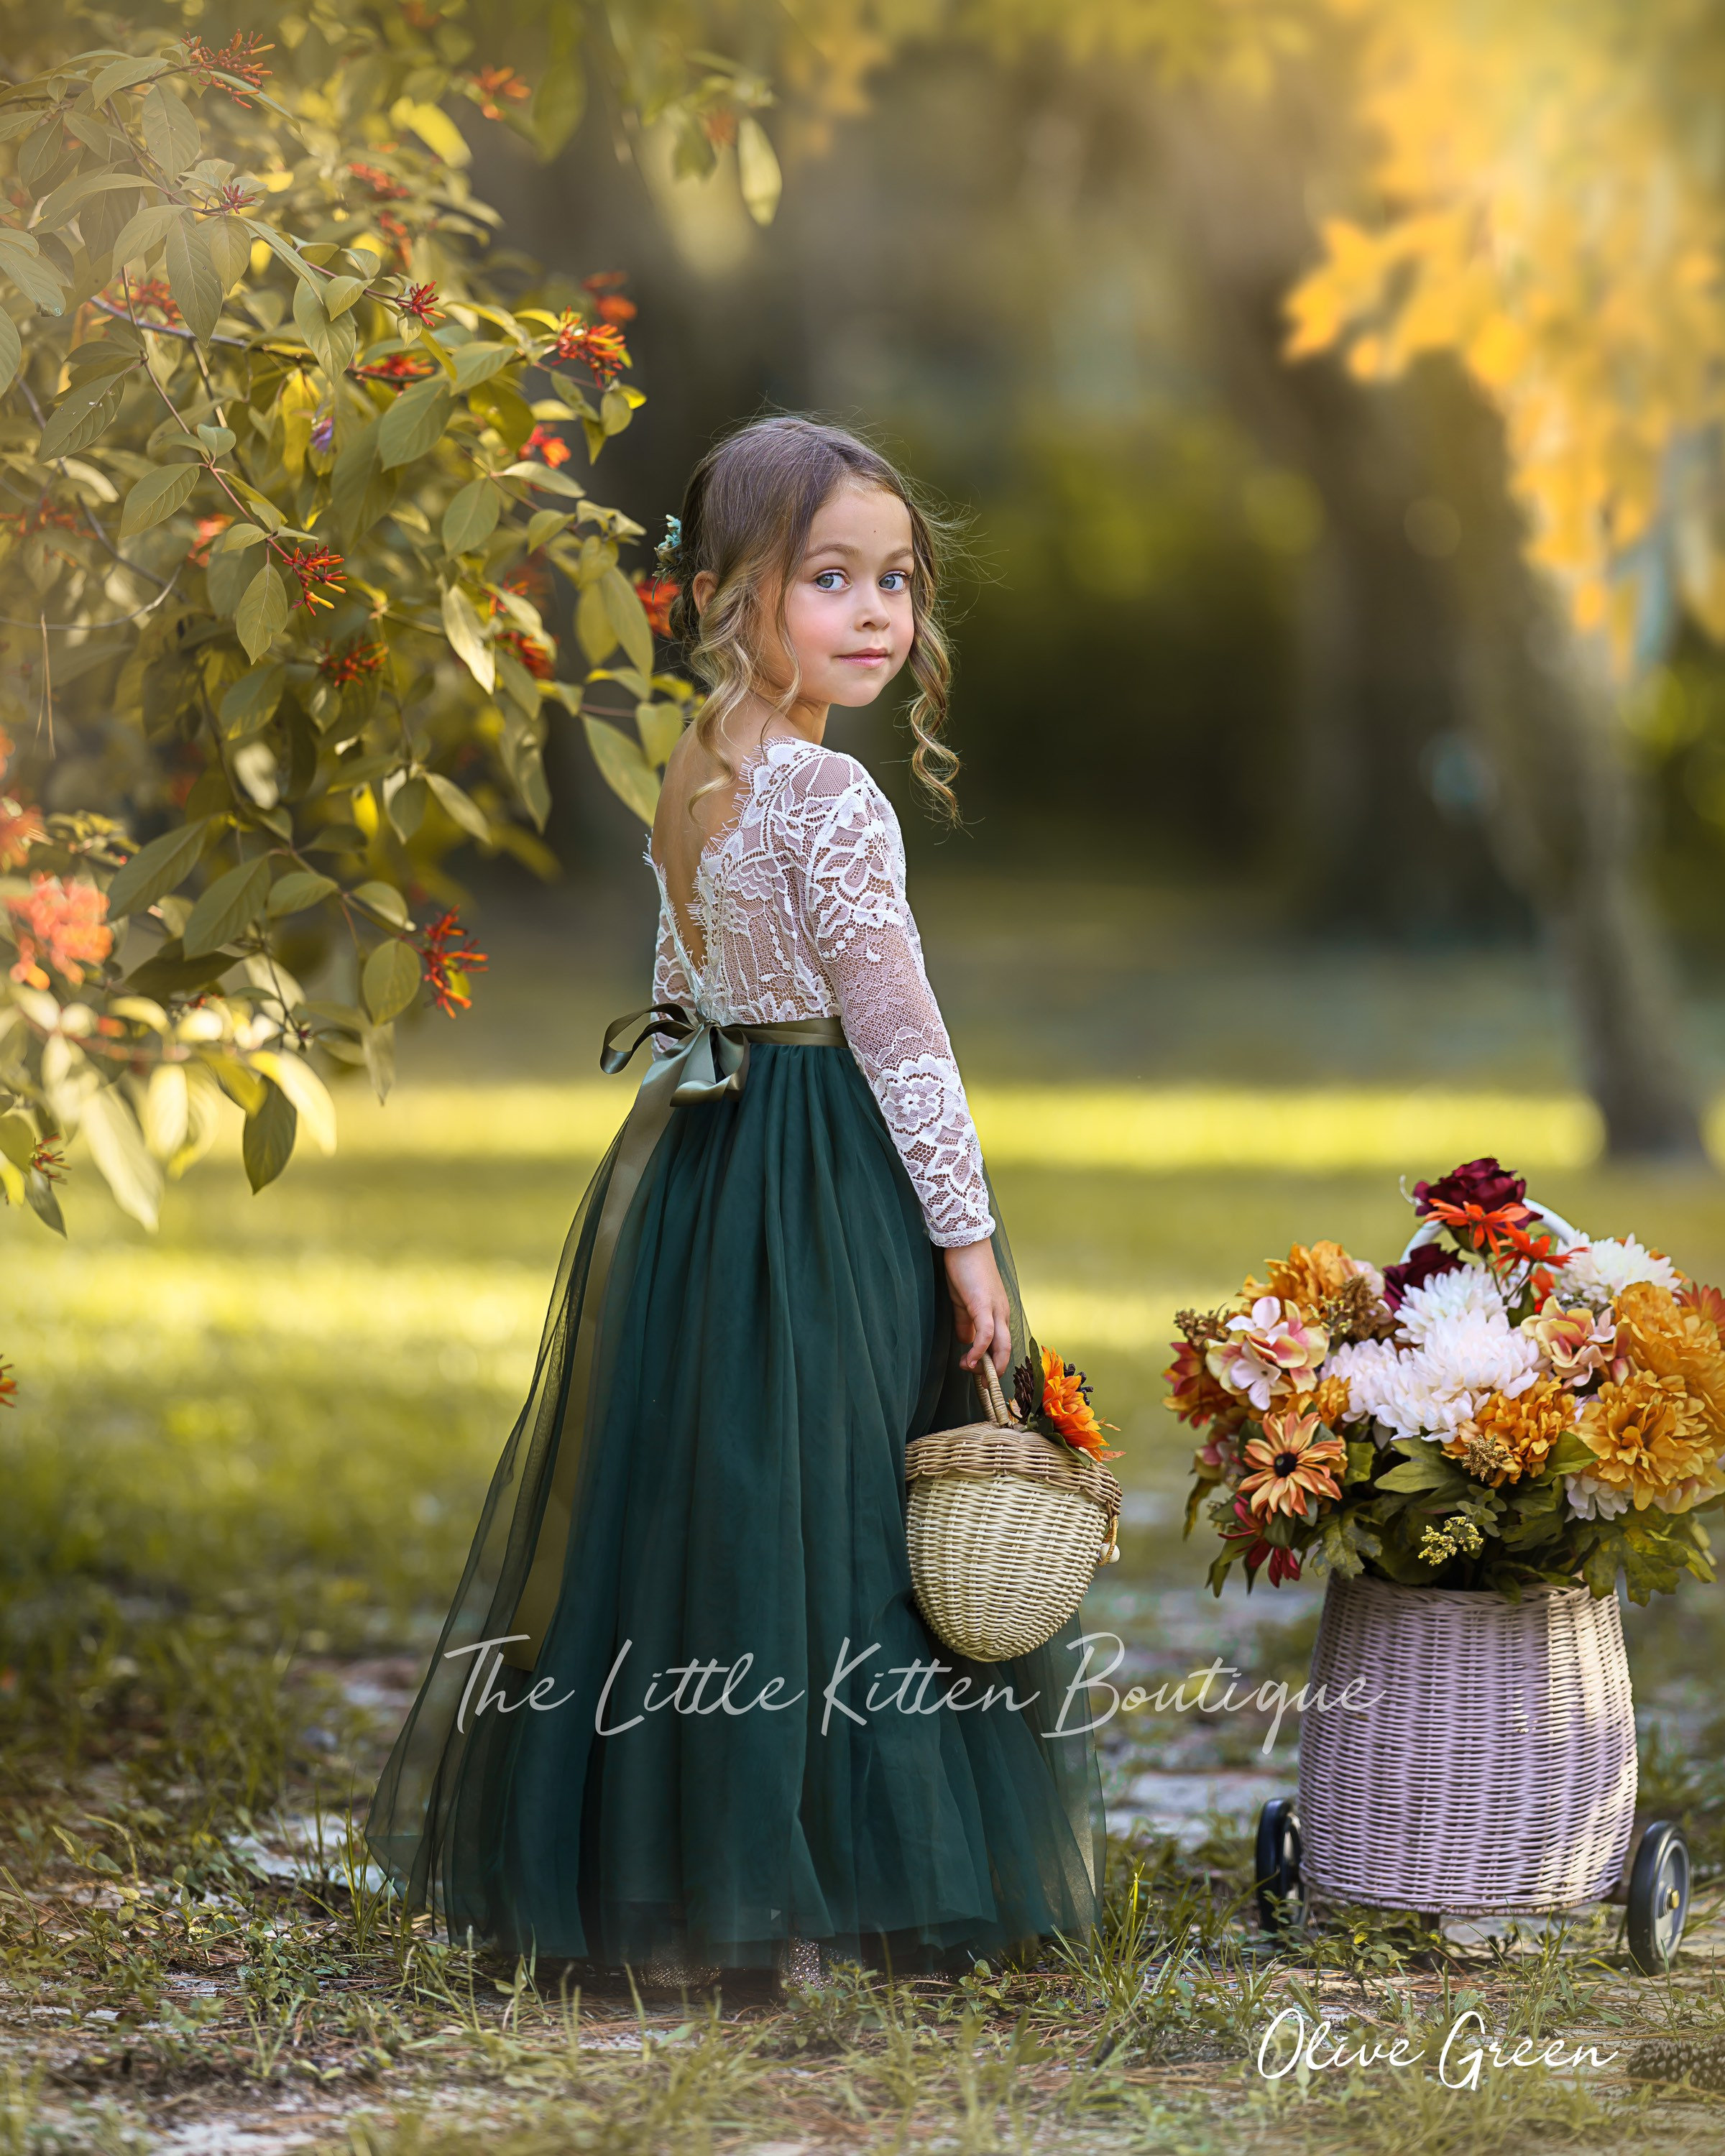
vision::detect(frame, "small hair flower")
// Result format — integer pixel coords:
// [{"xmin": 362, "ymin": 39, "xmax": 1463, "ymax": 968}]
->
[{"xmin": 654, "ymin": 512, "xmax": 682, "ymax": 575}]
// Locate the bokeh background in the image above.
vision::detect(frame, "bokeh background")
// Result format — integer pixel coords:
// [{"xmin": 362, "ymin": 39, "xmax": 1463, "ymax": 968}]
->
[{"xmin": 11, "ymin": 1, "xmax": 1725, "ymax": 1853}]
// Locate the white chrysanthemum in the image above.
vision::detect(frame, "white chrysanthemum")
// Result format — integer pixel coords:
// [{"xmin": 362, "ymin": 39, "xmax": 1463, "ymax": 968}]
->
[
  {"xmin": 1325, "ymin": 1314, "xmax": 1539, "ymax": 1444},
  {"xmin": 1396, "ymin": 1263, "xmax": 1506, "ymax": 1342},
  {"xmin": 1565, "ymin": 1472, "xmax": 1631, "ymax": 1521},
  {"xmin": 1558, "ymin": 1235, "xmax": 1680, "ymax": 1309}
]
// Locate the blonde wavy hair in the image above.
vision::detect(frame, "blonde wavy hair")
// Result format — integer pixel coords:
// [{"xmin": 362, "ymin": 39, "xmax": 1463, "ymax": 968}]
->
[{"xmin": 665, "ymin": 415, "xmax": 961, "ymax": 822}]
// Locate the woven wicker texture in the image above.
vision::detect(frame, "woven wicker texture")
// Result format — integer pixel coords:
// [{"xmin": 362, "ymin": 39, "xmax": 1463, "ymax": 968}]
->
[
  {"xmin": 1298, "ymin": 1572, "xmax": 1637, "ymax": 1914},
  {"xmin": 903, "ymin": 1360, "xmax": 1122, "ymax": 1664}
]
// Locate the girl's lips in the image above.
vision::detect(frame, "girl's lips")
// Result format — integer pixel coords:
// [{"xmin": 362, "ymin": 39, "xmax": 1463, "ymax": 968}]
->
[{"xmin": 840, "ymin": 650, "xmax": 890, "ymax": 663}]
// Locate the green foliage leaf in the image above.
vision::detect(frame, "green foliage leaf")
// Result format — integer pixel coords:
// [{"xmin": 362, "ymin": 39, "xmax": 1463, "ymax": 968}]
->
[
  {"xmin": 441, "ymin": 582, "xmax": 494, "ymax": 691},
  {"xmin": 242, "ymin": 1077, "xmax": 297, "ymax": 1192},
  {"xmin": 37, "ymin": 372, "xmax": 129, "ymax": 461},
  {"xmin": 106, "ymin": 815, "xmax": 213, "ymax": 918},
  {"xmin": 236, "ymin": 562, "xmax": 290, "ymax": 662},
  {"xmin": 141, "ymin": 83, "xmax": 200, "ymax": 181},
  {"xmin": 25, "ymin": 1164, "xmax": 65, "ymax": 1236},
  {"xmin": 532, "ymin": 55, "xmax": 586, "ymax": 156},
  {"xmin": 205, "ymin": 216, "xmax": 251, "ymax": 295},
  {"xmin": 252, "ymin": 1049, "xmax": 336, "ymax": 1155},
  {"xmin": 426, "ymin": 770, "xmax": 490, "ymax": 842},
  {"xmin": 351, "ymin": 880, "xmax": 410, "ymax": 929},
  {"xmin": 37, "ymin": 169, "xmax": 150, "ymax": 236},
  {"xmin": 1378, "ymin": 1449, "xmax": 1466, "ymax": 1494},
  {"xmin": 293, "ymin": 275, "xmax": 358, "ymax": 379},
  {"xmin": 0, "ymin": 310, "xmax": 19, "ymax": 398},
  {"xmin": 119, "ymin": 462, "xmax": 199, "ymax": 538},
  {"xmin": 91, "ymin": 55, "xmax": 167, "ymax": 105},
  {"xmin": 452, "ymin": 341, "xmax": 518, "ymax": 392},
  {"xmin": 331, "ymin": 417, "xmax": 395, "ymax": 542},
  {"xmin": 267, "ymin": 869, "xmax": 338, "ymax": 916},
  {"xmin": 0, "ymin": 232, "xmax": 68, "ymax": 313},
  {"xmin": 0, "ymin": 1111, "xmax": 37, "ymax": 1167},
  {"xmin": 218, "ymin": 663, "xmax": 286, "ymax": 739},
  {"xmin": 379, "ymin": 378, "xmax": 454, "ymax": 469},
  {"xmin": 165, "ymin": 218, "xmax": 222, "ymax": 346},
  {"xmin": 441, "ymin": 478, "xmax": 500, "ymax": 556},
  {"xmin": 183, "ymin": 854, "xmax": 272, "ymax": 957},
  {"xmin": 363, "ymin": 938, "xmax": 422, "ymax": 1023},
  {"xmin": 583, "ymin": 714, "xmax": 661, "ymax": 825},
  {"xmin": 108, "ymin": 201, "xmax": 182, "ymax": 272},
  {"xmin": 81, "ymin": 1084, "xmax": 163, "ymax": 1231}
]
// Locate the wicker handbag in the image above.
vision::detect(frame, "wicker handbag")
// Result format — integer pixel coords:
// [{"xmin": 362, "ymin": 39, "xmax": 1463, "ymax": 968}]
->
[
  {"xmin": 903, "ymin": 1358, "xmax": 1123, "ymax": 1663},
  {"xmin": 1297, "ymin": 1572, "xmax": 1637, "ymax": 1912}
]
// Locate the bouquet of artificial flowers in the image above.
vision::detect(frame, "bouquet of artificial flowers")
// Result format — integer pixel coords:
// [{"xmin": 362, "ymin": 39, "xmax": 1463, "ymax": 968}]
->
[{"xmin": 1167, "ymin": 1156, "xmax": 1725, "ymax": 1601}]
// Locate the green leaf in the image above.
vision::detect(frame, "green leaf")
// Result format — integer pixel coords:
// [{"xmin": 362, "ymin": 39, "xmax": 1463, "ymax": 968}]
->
[
  {"xmin": 211, "ymin": 522, "xmax": 269, "ymax": 557},
  {"xmin": 363, "ymin": 938, "xmax": 422, "ymax": 1023},
  {"xmin": 379, "ymin": 378, "xmax": 454, "ymax": 469},
  {"xmin": 91, "ymin": 55, "xmax": 167, "ymax": 105},
  {"xmin": 0, "ymin": 1111, "xmax": 37, "ymax": 1167},
  {"xmin": 252, "ymin": 1049, "xmax": 336, "ymax": 1155},
  {"xmin": 601, "ymin": 566, "xmax": 656, "ymax": 678},
  {"xmin": 108, "ymin": 201, "xmax": 181, "ymax": 272},
  {"xmin": 0, "ymin": 310, "xmax": 22, "ymax": 399},
  {"xmin": 397, "ymin": 99, "xmax": 471, "ymax": 167},
  {"xmin": 25, "ymin": 1164, "xmax": 65, "ymax": 1236},
  {"xmin": 204, "ymin": 215, "xmax": 251, "ymax": 295},
  {"xmin": 502, "ymin": 459, "xmax": 586, "ymax": 499},
  {"xmin": 292, "ymin": 274, "xmax": 357, "ymax": 379},
  {"xmin": 119, "ymin": 462, "xmax": 199, "ymax": 538},
  {"xmin": 637, "ymin": 701, "xmax": 684, "ymax": 768},
  {"xmin": 267, "ymin": 869, "xmax": 338, "ymax": 916},
  {"xmin": 141, "ymin": 83, "xmax": 200, "ymax": 180},
  {"xmin": 236, "ymin": 563, "xmax": 290, "ymax": 662},
  {"xmin": 386, "ymin": 774, "xmax": 428, "ymax": 840},
  {"xmin": 599, "ymin": 384, "xmax": 634, "ymax": 437},
  {"xmin": 106, "ymin": 815, "xmax": 214, "ymax": 917},
  {"xmin": 218, "ymin": 663, "xmax": 286, "ymax": 739},
  {"xmin": 525, "ymin": 508, "xmax": 572, "ymax": 552},
  {"xmin": 351, "ymin": 880, "xmax": 410, "ymax": 929},
  {"xmin": 165, "ymin": 217, "xmax": 221, "ymax": 346},
  {"xmin": 441, "ymin": 477, "xmax": 500, "ymax": 556},
  {"xmin": 583, "ymin": 714, "xmax": 661, "ymax": 825},
  {"xmin": 81, "ymin": 1084, "xmax": 163, "ymax": 1231},
  {"xmin": 0, "ymin": 232, "xmax": 68, "ymax": 313},
  {"xmin": 122, "ymin": 940, "xmax": 239, "ymax": 998},
  {"xmin": 331, "ymin": 416, "xmax": 396, "ymax": 542},
  {"xmin": 36, "ymin": 169, "xmax": 150, "ymax": 235},
  {"xmin": 183, "ymin": 854, "xmax": 272, "ymax": 957},
  {"xmin": 242, "ymin": 1077, "xmax": 298, "ymax": 1192},
  {"xmin": 441, "ymin": 583, "xmax": 494, "ymax": 691},
  {"xmin": 452, "ymin": 341, "xmax": 517, "ymax": 392},
  {"xmin": 426, "ymin": 770, "xmax": 491, "ymax": 842},
  {"xmin": 362, "ymin": 1018, "xmax": 395, "ymax": 1104},
  {"xmin": 323, "ymin": 273, "xmax": 365, "ymax": 318},
  {"xmin": 1378, "ymin": 1447, "xmax": 1466, "ymax": 1494},
  {"xmin": 37, "ymin": 373, "xmax": 128, "ymax": 461}
]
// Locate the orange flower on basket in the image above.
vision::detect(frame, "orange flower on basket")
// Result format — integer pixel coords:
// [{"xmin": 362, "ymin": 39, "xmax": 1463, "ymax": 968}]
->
[
  {"xmin": 1307, "ymin": 1372, "xmax": 1356, "ymax": 1431},
  {"xmin": 1578, "ymin": 1368, "xmax": 1719, "ymax": 1513},
  {"xmin": 1613, "ymin": 1281, "xmax": 1725, "ymax": 1439},
  {"xmin": 1678, "ymin": 1279, "xmax": 1725, "ymax": 1330},
  {"xmin": 1441, "ymin": 1378, "xmax": 1578, "ymax": 1488},
  {"xmin": 1237, "ymin": 1409, "xmax": 1345, "ymax": 1520},
  {"xmin": 1521, "ymin": 1296, "xmax": 1616, "ymax": 1387},
  {"xmin": 1039, "ymin": 1345, "xmax": 1120, "ymax": 1460}
]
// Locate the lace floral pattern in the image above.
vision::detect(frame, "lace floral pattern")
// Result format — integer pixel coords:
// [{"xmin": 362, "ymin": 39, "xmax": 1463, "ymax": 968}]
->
[{"xmin": 649, "ymin": 738, "xmax": 994, "ymax": 1247}]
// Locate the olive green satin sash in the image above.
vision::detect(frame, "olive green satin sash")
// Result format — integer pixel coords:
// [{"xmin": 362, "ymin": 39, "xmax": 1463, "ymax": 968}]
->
[{"xmin": 503, "ymin": 1005, "xmax": 848, "ymax": 1666}]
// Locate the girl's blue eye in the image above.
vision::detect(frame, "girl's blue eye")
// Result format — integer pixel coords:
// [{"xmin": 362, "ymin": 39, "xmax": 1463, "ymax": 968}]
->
[
  {"xmin": 814, "ymin": 570, "xmax": 844, "ymax": 590},
  {"xmin": 880, "ymin": 571, "xmax": 908, "ymax": 591}
]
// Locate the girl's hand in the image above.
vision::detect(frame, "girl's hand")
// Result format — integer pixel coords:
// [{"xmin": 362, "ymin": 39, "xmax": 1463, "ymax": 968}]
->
[{"xmin": 943, "ymin": 1238, "xmax": 1012, "ymax": 1375}]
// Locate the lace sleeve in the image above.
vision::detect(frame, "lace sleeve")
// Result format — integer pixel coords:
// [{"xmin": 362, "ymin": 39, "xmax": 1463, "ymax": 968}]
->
[
  {"xmin": 647, "ymin": 856, "xmax": 694, "ymax": 1046},
  {"xmin": 788, "ymin": 755, "xmax": 995, "ymax": 1248}
]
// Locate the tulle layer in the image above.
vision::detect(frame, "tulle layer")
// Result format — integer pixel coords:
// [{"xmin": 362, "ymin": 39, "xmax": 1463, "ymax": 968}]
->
[{"xmin": 368, "ymin": 1042, "xmax": 1105, "ymax": 1971}]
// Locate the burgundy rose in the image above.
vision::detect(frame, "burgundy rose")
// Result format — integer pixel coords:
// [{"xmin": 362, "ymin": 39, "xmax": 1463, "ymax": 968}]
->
[
  {"xmin": 1412, "ymin": 1156, "xmax": 1527, "ymax": 1219},
  {"xmin": 1381, "ymin": 1243, "xmax": 1464, "ymax": 1310}
]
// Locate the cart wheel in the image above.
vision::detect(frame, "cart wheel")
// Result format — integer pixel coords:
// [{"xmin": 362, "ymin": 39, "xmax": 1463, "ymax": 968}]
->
[
  {"xmin": 1254, "ymin": 1797, "xmax": 1303, "ymax": 1938},
  {"xmin": 1627, "ymin": 1820, "xmax": 1690, "ymax": 1976}
]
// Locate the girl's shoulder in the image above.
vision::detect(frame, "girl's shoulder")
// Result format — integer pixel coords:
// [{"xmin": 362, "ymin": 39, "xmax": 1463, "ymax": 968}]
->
[{"xmin": 764, "ymin": 737, "xmax": 893, "ymax": 824}]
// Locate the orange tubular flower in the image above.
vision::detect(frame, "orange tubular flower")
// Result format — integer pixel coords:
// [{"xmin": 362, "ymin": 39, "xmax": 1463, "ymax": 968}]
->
[
  {"xmin": 1237, "ymin": 1409, "xmax": 1345, "ymax": 1521},
  {"xmin": 1039, "ymin": 1345, "xmax": 1120, "ymax": 1460},
  {"xmin": 6, "ymin": 875, "xmax": 112, "ymax": 989}
]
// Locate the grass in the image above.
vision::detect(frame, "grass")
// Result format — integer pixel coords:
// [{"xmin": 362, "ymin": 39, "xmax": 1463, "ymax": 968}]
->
[{"xmin": 8, "ymin": 895, "xmax": 1725, "ymax": 2150}]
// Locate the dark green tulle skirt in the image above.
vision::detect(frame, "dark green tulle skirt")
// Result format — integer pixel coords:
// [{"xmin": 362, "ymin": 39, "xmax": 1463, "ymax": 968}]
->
[{"xmin": 368, "ymin": 1040, "xmax": 1105, "ymax": 1972}]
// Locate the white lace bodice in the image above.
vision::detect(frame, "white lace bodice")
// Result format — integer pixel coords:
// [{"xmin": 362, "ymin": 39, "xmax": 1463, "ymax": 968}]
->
[{"xmin": 648, "ymin": 737, "xmax": 995, "ymax": 1248}]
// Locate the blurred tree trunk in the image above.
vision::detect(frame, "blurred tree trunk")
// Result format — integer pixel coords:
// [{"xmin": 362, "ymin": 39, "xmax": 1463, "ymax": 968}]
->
[{"xmin": 1155, "ymin": 90, "xmax": 1706, "ymax": 1160}]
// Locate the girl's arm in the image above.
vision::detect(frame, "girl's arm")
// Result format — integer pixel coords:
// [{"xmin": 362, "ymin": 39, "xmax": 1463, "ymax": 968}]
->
[{"xmin": 792, "ymin": 757, "xmax": 1010, "ymax": 1369}]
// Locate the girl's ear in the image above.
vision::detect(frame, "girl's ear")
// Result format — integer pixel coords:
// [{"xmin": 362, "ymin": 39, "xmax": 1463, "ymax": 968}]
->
[{"xmin": 691, "ymin": 570, "xmax": 716, "ymax": 617}]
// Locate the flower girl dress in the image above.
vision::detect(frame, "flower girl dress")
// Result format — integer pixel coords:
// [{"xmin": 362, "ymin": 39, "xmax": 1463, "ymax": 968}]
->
[{"xmin": 369, "ymin": 737, "xmax": 1104, "ymax": 1974}]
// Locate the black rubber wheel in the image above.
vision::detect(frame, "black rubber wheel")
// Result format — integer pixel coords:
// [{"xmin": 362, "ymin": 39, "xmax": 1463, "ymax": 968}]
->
[
  {"xmin": 1627, "ymin": 1820, "xmax": 1690, "ymax": 1975},
  {"xmin": 1254, "ymin": 1797, "xmax": 1303, "ymax": 1937}
]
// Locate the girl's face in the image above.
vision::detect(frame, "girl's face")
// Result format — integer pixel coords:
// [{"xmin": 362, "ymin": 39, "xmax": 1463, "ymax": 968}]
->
[{"xmin": 716, "ymin": 481, "xmax": 917, "ymax": 712}]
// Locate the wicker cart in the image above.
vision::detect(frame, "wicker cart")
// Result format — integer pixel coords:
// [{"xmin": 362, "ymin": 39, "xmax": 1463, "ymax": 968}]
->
[{"xmin": 1252, "ymin": 1571, "xmax": 1690, "ymax": 1973}]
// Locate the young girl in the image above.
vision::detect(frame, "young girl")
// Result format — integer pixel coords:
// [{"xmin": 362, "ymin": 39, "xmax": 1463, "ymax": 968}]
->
[{"xmin": 369, "ymin": 416, "xmax": 1105, "ymax": 1984}]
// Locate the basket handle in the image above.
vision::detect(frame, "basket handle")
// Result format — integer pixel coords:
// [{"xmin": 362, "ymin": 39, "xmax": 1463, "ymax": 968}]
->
[{"xmin": 973, "ymin": 1352, "xmax": 1014, "ymax": 1429}]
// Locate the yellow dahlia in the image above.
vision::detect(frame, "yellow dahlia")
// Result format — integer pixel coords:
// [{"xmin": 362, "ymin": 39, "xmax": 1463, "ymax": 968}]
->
[
  {"xmin": 1441, "ymin": 1378, "xmax": 1578, "ymax": 1488},
  {"xmin": 1613, "ymin": 1281, "xmax": 1725, "ymax": 1439},
  {"xmin": 1577, "ymin": 1370, "xmax": 1716, "ymax": 1511},
  {"xmin": 1257, "ymin": 1240, "xmax": 1363, "ymax": 1308},
  {"xmin": 1307, "ymin": 1372, "xmax": 1356, "ymax": 1430}
]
